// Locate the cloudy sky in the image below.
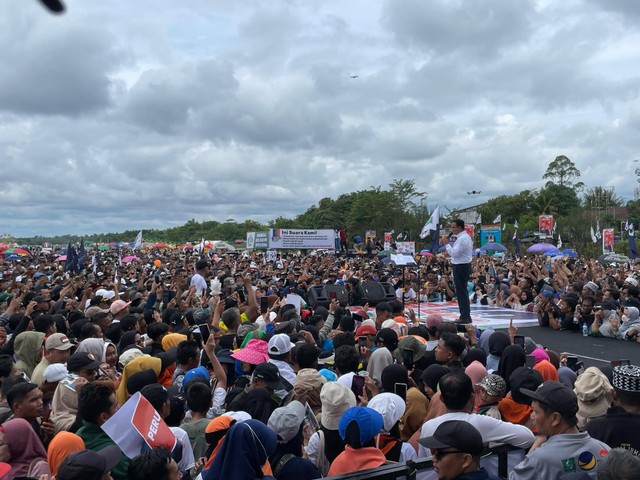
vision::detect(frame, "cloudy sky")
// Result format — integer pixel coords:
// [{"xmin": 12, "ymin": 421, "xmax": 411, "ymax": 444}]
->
[{"xmin": 1, "ymin": 0, "xmax": 640, "ymax": 237}]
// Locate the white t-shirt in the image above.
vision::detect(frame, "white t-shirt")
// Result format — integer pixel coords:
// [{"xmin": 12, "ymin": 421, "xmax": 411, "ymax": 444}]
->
[
  {"xmin": 190, "ymin": 273, "xmax": 207, "ymax": 296},
  {"xmin": 170, "ymin": 426, "xmax": 196, "ymax": 470}
]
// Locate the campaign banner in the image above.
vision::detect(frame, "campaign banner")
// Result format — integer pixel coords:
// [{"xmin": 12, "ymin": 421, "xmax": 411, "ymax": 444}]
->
[
  {"xmin": 102, "ymin": 392, "xmax": 176, "ymax": 459},
  {"xmin": 480, "ymin": 225, "xmax": 501, "ymax": 246},
  {"xmin": 246, "ymin": 231, "xmax": 269, "ymax": 250},
  {"xmin": 384, "ymin": 232, "xmax": 393, "ymax": 243},
  {"xmin": 603, "ymin": 228, "xmax": 615, "ymax": 254},
  {"xmin": 268, "ymin": 229, "xmax": 336, "ymax": 249},
  {"xmin": 365, "ymin": 230, "xmax": 376, "ymax": 243},
  {"xmin": 464, "ymin": 225, "xmax": 475, "ymax": 248},
  {"xmin": 539, "ymin": 215, "xmax": 553, "ymax": 239},
  {"xmin": 396, "ymin": 241, "xmax": 415, "ymax": 255}
]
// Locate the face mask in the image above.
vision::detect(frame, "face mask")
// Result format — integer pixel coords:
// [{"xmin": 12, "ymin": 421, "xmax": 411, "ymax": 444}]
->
[{"xmin": 622, "ymin": 315, "xmax": 629, "ymax": 323}]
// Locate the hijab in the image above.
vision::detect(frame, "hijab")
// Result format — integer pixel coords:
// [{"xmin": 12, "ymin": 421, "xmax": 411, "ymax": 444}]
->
[
  {"xmin": 478, "ymin": 328, "xmax": 495, "ymax": 353},
  {"xmin": 533, "ymin": 360, "xmax": 559, "ymax": 382},
  {"xmin": 465, "ymin": 360, "xmax": 488, "ymax": 411},
  {"xmin": 203, "ymin": 419, "xmax": 277, "ymax": 480},
  {"xmin": 0, "ymin": 418, "xmax": 47, "ymax": 480},
  {"xmin": 530, "ymin": 347, "xmax": 550, "ymax": 365},
  {"xmin": 381, "ymin": 364, "xmax": 409, "ymax": 395},
  {"xmin": 13, "ymin": 331, "xmax": 46, "ymax": 378},
  {"xmin": 118, "ymin": 331, "xmax": 139, "ymax": 354},
  {"xmin": 162, "ymin": 333, "xmax": 187, "ymax": 351},
  {"xmin": 116, "ymin": 355, "xmax": 162, "ymax": 405},
  {"xmin": 463, "ymin": 347, "xmax": 487, "ymax": 367},
  {"xmin": 202, "ymin": 416, "xmax": 236, "ymax": 470},
  {"xmin": 239, "ymin": 387, "xmax": 276, "ymax": 425},
  {"xmin": 47, "ymin": 431, "xmax": 85, "ymax": 476},
  {"xmin": 367, "ymin": 347, "xmax": 394, "ymax": 389},
  {"xmin": 126, "ymin": 369, "xmax": 158, "ymax": 396},
  {"xmin": 558, "ymin": 366, "xmax": 577, "ymax": 389},
  {"xmin": 76, "ymin": 338, "xmax": 106, "ymax": 363},
  {"xmin": 488, "ymin": 331, "xmax": 510, "ymax": 357},
  {"xmin": 419, "ymin": 364, "xmax": 449, "ymax": 396},
  {"xmin": 496, "ymin": 345, "xmax": 526, "ymax": 392}
]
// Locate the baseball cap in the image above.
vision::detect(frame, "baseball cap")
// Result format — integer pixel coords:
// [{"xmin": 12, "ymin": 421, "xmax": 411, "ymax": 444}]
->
[
  {"xmin": 184, "ymin": 366, "xmax": 210, "ymax": 387},
  {"xmin": 56, "ymin": 445, "xmax": 122, "ymax": 480},
  {"xmin": 375, "ymin": 328, "xmax": 399, "ymax": 350},
  {"xmin": 521, "ymin": 380, "xmax": 579, "ymax": 417},
  {"xmin": 95, "ymin": 289, "xmax": 115, "ymax": 300},
  {"xmin": 268, "ymin": 334, "xmax": 295, "ymax": 355},
  {"xmin": 625, "ymin": 277, "xmax": 638, "ymax": 287},
  {"xmin": 43, "ymin": 363, "xmax": 69, "ymax": 383},
  {"xmin": 268, "ymin": 400, "xmax": 306, "ymax": 444},
  {"xmin": 477, "ymin": 374, "xmax": 507, "ymax": 397},
  {"xmin": 67, "ymin": 352, "xmax": 102, "ymax": 372},
  {"xmin": 393, "ymin": 336, "xmax": 426, "ymax": 364},
  {"xmin": 509, "ymin": 367, "xmax": 544, "ymax": 405},
  {"xmin": 367, "ymin": 393, "xmax": 406, "ymax": 433},
  {"xmin": 540, "ymin": 290, "xmax": 554, "ymax": 299},
  {"xmin": 418, "ymin": 420, "xmax": 484, "ymax": 456},
  {"xmin": 426, "ymin": 314, "xmax": 443, "ymax": 330},
  {"xmin": 355, "ymin": 324, "xmax": 377, "ymax": 338},
  {"xmin": 45, "ymin": 333, "xmax": 74, "ymax": 351},
  {"xmin": 109, "ymin": 299, "xmax": 131, "ymax": 315},
  {"xmin": 253, "ymin": 362, "xmax": 285, "ymax": 391},
  {"xmin": 338, "ymin": 406, "xmax": 384, "ymax": 446}
]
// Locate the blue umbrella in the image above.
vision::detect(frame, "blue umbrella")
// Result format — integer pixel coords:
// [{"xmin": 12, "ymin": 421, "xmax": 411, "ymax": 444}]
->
[
  {"xmin": 544, "ymin": 249, "xmax": 563, "ymax": 256},
  {"xmin": 480, "ymin": 242, "xmax": 507, "ymax": 252},
  {"xmin": 561, "ymin": 249, "xmax": 578, "ymax": 258},
  {"xmin": 5, "ymin": 254, "xmax": 19, "ymax": 261}
]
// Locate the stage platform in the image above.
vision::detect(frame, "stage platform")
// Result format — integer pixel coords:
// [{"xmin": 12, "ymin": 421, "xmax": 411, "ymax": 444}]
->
[{"xmin": 407, "ymin": 301, "xmax": 539, "ymax": 329}]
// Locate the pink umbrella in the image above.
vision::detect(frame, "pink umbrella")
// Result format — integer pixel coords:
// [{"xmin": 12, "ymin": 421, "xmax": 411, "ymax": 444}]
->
[
  {"xmin": 419, "ymin": 251, "xmax": 433, "ymax": 256},
  {"xmin": 56, "ymin": 255, "xmax": 67, "ymax": 262},
  {"xmin": 122, "ymin": 255, "xmax": 139, "ymax": 263}
]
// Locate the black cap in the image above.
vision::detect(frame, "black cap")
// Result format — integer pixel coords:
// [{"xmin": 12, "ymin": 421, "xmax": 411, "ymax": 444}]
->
[
  {"xmin": 215, "ymin": 349, "xmax": 236, "ymax": 365},
  {"xmin": 56, "ymin": 445, "xmax": 122, "ymax": 480},
  {"xmin": 67, "ymin": 352, "xmax": 101, "ymax": 372},
  {"xmin": 418, "ymin": 420, "xmax": 484, "ymax": 455},
  {"xmin": 509, "ymin": 367, "xmax": 543, "ymax": 405},
  {"xmin": 375, "ymin": 328, "xmax": 399, "ymax": 350},
  {"xmin": 521, "ymin": 381, "xmax": 579, "ymax": 417},
  {"xmin": 253, "ymin": 362, "xmax": 285, "ymax": 391}
]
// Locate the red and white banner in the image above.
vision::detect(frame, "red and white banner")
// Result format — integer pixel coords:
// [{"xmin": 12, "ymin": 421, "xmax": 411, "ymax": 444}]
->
[
  {"xmin": 539, "ymin": 215, "xmax": 553, "ymax": 239},
  {"xmin": 102, "ymin": 392, "xmax": 176, "ymax": 459},
  {"xmin": 602, "ymin": 228, "xmax": 615, "ymax": 254}
]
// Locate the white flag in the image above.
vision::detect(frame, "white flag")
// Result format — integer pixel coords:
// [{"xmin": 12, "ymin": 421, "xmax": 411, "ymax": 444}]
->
[
  {"xmin": 476, "ymin": 214, "xmax": 482, "ymax": 224},
  {"xmin": 630, "ymin": 222, "xmax": 635, "ymax": 237},
  {"xmin": 557, "ymin": 235, "xmax": 563, "ymax": 249},
  {"xmin": 590, "ymin": 226, "xmax": 597, "ymax": 243},
  {"xmin": 514, "ymin": 220, "xmax": 519, "ymax": 229},
  {"xmin": 502, "ymin": 223, "xmax": 506, "ymax": 231},
  {"xmin": 419, "ymin": 206, "xmax": 439, "ymax": 239},
  {"xmin": 133, "ymin": 231, "xmax": 142, "ymax": 250},
  {"xmin": 493, "ymin": 214, "xmax": 501, "ymax": 224}
]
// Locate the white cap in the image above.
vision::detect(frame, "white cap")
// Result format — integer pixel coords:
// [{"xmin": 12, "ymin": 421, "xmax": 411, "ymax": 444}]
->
[
  {"xmin": 43, "ymin": 364, "xmax": 68, "ymax": 383},
  {"xmin": 267, "ymin": 400, "xmax": 305, "ymax": 443},
  {"xmin": 268, "ymin": 334, "xmax": 295, "ymax": 355}
]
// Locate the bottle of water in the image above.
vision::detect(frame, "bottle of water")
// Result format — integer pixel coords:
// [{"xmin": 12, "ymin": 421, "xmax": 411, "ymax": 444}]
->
[{"xmin": 582, "ymin": 323, "xmax": 589, "ymax": 337}]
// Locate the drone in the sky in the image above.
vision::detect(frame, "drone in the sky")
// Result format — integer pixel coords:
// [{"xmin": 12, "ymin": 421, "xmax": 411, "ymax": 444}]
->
[{"xmin": 467, "ymin": 190, "xmax": 482, "ymax": 195}]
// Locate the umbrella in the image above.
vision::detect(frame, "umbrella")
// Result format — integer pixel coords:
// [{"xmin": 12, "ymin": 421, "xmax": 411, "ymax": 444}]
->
[
  {"xmin": 598, "ymin": 253, "xmax": 631, "ymax": 266},
  {"xmin": 479, "ymin": 242, "xmax": 507, "ymax": 252},
  {"xmin": 154, "ymin": 242, "xmax": 169, "ymax": 249},
  {"xmin": 5, "ymin": 254, "xmax": 19, "ymax": 261},
  {"xmin": 527, "ymin": 243, "xmax": 557, "ymax": 253},
  {"xmin": 122, "ymin": 255, "xmax": 139, "ymax": 263},
  {"xmin": 561, "ymin": 249, "xmax": 578, "ymax": 258},
  {"xmin": 2, "ymin": 247, "xmax": 29, "ymax": 256},
  {"xmin": 419, "ymin": 251, "xmax": 433, "ymax": 257},
  {"xmin": 56, "ymin": 255, "xmax": 67, "ymax": 262},
  {"xmin": 98, "ymin": 245, "xmax": 110, "ymax": 251},
  {"xmin": 544, "ymin": 249, "xmax": 563, "ymax": 256}
]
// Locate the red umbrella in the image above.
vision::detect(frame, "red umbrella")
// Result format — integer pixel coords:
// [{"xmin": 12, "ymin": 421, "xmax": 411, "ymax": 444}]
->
[{"xmin": 2, "ymin": 247, "xmax": 30, "ymax": 256}]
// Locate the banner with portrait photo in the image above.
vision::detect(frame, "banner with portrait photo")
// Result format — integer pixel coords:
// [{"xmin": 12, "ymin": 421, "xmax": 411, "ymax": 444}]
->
[
  {"xmin": 602, "ymin": 228, "xmax": 615, "ymax": 254},
  {"xmin": 464, "ymin": 225, "xmax": 475, "ymax": 248},
  {"xmin": 539, "ymin": 215, "xmax": 553, "ymax": 239}
]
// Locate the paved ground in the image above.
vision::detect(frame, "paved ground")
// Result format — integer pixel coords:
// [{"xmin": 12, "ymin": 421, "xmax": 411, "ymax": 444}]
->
[{"xmin": 494, "ymin": 325, "xmax": 640, "ymax": 368}]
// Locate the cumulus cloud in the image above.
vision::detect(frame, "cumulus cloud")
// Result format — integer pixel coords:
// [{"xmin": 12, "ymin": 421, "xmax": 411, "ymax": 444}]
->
[{"xmin": 0, "ymin": 0, "xmax": 639, "ymax": 236}]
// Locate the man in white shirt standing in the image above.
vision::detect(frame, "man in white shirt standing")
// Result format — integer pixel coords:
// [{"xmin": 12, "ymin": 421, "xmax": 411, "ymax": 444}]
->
[
  {"xmin": 441, "ymin": 219, "xmax": 473, "ymax": 324},
  {"xmin": 190, "ymin": 259, "xmax": 210, "ymax": 297}
]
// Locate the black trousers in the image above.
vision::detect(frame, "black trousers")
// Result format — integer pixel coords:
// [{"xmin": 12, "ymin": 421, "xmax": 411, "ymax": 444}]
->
[{"xmin": 452, "ymin": 262, "xmax": 472, "ymax": 321}]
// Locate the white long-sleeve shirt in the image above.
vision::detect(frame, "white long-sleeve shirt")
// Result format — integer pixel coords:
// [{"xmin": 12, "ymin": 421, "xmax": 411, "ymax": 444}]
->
[{"xmin": 445, "ymin": 231, "xmax": 473, "ymax": 264}]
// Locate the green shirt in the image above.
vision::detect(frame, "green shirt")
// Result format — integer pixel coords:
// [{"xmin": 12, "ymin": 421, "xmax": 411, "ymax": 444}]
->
[{"xmin": 76, "ymin": 421, "xmax": 130, "ymax": 480}]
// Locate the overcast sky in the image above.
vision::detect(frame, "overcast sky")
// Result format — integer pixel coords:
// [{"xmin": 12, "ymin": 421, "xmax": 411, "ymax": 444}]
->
[{"xmin": 1, "ymin": 0, "xmax": 640, "ymax": 237}]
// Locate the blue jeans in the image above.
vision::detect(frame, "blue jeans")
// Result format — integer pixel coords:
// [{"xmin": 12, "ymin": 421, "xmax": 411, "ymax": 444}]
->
[{"xmin": 452, "ymin": 262, "xmax": 472, "ymax": 321}]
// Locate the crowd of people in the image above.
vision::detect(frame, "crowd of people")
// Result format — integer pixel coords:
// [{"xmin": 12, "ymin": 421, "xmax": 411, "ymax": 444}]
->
[{"xmin": 0, "ymin": 227, "xmax": 639, "ymax": 480}]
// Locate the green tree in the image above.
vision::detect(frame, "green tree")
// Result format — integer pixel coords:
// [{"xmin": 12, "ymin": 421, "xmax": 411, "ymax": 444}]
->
[
  {"xmin": 477, "ymin": 190, "xmax": 538, "ymax": 225},
  {"xmin": 543, "ymin": 155, "xmax": 584, "ymax": 190},
  {"xmin": 582, "ymin": 186, "xmax": 623, "ymax": 209}
]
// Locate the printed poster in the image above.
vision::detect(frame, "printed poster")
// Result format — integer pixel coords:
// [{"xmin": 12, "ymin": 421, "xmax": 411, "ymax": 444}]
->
[
  {"xmin": 603, "ymin": 228, "xmax": 615, "ymax": 254},
  {"xmin": 539, "ymin": 215, "xmax": 553, "ymax": 239}
]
